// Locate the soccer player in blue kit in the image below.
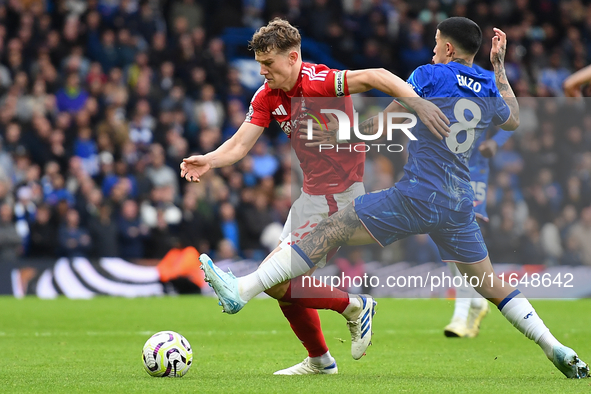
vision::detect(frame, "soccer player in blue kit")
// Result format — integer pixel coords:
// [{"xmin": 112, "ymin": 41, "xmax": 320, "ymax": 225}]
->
[
  {"xmin": 443, "ymin": 63, "xmax": 515, "ymax": 339},
  {"xmin": 200, "ymin": 17, "xmax": 589, "ymax": 378}
]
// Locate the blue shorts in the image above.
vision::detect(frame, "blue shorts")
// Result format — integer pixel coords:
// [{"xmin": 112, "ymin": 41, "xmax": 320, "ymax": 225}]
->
[{"xmin": 354, "ymin": 187, "xmax": 488, "ymax": 264}]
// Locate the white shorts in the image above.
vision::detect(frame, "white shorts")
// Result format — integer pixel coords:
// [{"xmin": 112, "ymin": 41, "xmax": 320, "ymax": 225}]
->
[{"xmin": 279, "ymin": 182, "xmax": 365, "ymax": 267}]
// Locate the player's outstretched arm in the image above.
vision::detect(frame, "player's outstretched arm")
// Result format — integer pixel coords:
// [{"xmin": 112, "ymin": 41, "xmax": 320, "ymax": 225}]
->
[
  {"xmin": 180, "ymin": 122, "xmax": 264, "ymax": 182},
  {"xmin": 346, "ymin": 68, "xmax": 450, "ymax": 139},
  {"xmin": 491, "ymin": 28, "xmax": 520, "ymax": 131},
  {"xmin": 563, "ymin": 64, "xmax": 591, "ymax": 97}
]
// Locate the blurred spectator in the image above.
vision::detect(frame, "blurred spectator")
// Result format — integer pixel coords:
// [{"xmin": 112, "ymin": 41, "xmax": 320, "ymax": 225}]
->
[
  {"xmin": 96, "ymin": 105, "xmax": 129, "ymax": 152},
  {"xmin": 102, "ymin": 159, "xmax": 138, "ymax": 200},
  {"xmin": 539, "ymin": 51, "xmax": 570, "ymax": 96},
  {"xmin": 238, "ymin": 189, "xmax": 274, "ymax": 259},
  {"xmin": 169, "ymin": 0, "xmax": 203, "ymax": 32},
  {"xmin": 145, "ymin": 209, "xmax": 177, "ymax": 259},
  {"xmin": 219, "ymin": 202, "xmax": 240, "ymax": 253},
  {"xmin": 116, "ymin": 28, "xmax": 136, "ymax": 68},
  {"xmin": 178, "ymin": 188, "xmax": 220, "ymax": 253},
  {"xmin": 147, "ymin": 31, "xmax": 170, "ymax": 68},
  {"xmin": 0, "ymin": 202, "xmax": 22, "ymax": 261},
  {"xmin": 45, "ymin": 173, "xmax": 75, "ymax": 207},
  {"xmin": 0, "ymin": 137, "xmax": 15, "ymax": 182},
  {"xmin": 251, "ymin": 140, "xmax": 279, "ymax": 180},
  {"xmin": 418, "ymin": 0, "xmax": 447, "ymax": 26},
  {"xmin": 216, "ymin": 238, "xmax": 239, "ymax": 262},
  {"xmin": 568, "ymin": 205, "xmax": 591, "ymax": 266},
  {"xmin": 19, "ymin": 79, "xmax": 53, "ymax": 121},
  {"xmin": 141, "ymin": 185, "xmax": 182, "ymax": 229},
  {"xmin": 239, "ymin": 155, "xmax": 258, "ymax": 188},
  {"xmin": 74, "ymin": 127, "xmax": 99, "ymax": 177},
  {"xmin": 399, "ymin": 21, "xmax": 432, "ymax": 76},
  {"xmin": 28, "ymin": 203, "xmax": 57, "ymax": 258},
  {"xmin": 128, "ymin": 100, "xmax": 155, "ymax": 150},
  {"xmin": 194, "ymin": 84, "xmax": 224, "ymax": 128},
  {"xmin": 3, "ymin": 122, "xmax": 22, "ymax": 155},
  {"xmin": 88, "ymin": 203, "xmax": 119, "ymax": 257},
  {"xmin": 55, "ymin": 73, "xmax": 89, "ymax": 113},
  {"xmin": 97, "ymin": 29, "xmax": 119, "ymax": 72},
  {"xmin": 146, "ymin": 143, "xmax": 179, "ymax": 198},
  {"xmin": 161, "ymin": 84, "xmax": 193, "ymax": 124},
  {"xmin": 57, "ymin": 208, "xmax": 92, "ymax": 258},
  {"xmin": 489, "ymin": 211, "xmax": 521, "ymax": 265},
  {"xmin": 561, "ymin": 234, "xmax": 585, "ymax": 266},
  {"xmin": 137, "ymin": 2, "xmax": 160, "ymax": 43},
  {"xmin": 155, "ymin": 61, "xmax": 175, "ymax": 98},
  {"xmin": 517, "ymin": 217, "xmax": 547, "ymax": 265},
  {"xmin": 117, "ymin": 199, "xmax": 149, "ymax": 259},
  {"xmin": 13, "ymin": 185, "xmax": 35, "ymax": 251}
]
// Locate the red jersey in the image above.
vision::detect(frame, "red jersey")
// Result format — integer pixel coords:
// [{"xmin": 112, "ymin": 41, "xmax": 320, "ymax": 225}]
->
[{"xmin": 245, "ymin": 62, "xmax": 365, "ymax": 195}]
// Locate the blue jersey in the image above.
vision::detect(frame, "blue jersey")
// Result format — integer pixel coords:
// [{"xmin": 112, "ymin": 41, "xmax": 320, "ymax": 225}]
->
[
  {"xmin": 396, "ymin": 62, "xmax": 511, "ymax": 213},
  {"xmin": 468, "ymin": 64, "xmax": 513, "ymax": 220}
]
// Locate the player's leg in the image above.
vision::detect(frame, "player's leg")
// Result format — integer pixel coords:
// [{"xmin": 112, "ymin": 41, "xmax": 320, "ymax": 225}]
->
[
  {"xmin": 227, "ymin": 203, "xmax": 375, "ymax": 303},
  {"xmin": 434, "ymin": 215, "xmax": 589, "ymax": 379},
  {"xmin": 455, "ymin": 257, "xmax": 589, "ymax": 378},
  {"xmin": 201, "ymin": 187, "xmax": 409, "ymax": 305},
  {"xmin": 266, "ymin": 184, "xmax": 373, "ymax": 364},
  {"xmin": 444, "ymin": 261, "xmax": 475, "ymax": 337},
  {"xmin": 199, "ymin": 203, "xmax": 373, "ymax": 358},
  {"xmin": 267, "ymin": 195, "xmax": 336, "ymax": 373},
  {"xmin": 444, "ymin": 261, "xmax": 489, "ymax": 338},
  {"xmin": 200, "ymin": 187, "xmax": 415, "ymax": 359}
]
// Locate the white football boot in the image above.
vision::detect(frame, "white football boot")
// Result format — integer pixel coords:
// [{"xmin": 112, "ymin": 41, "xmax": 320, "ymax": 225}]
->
[
  {"xmin": 347, "ymin": 294, "xmax": 377, "ymax": 359},
  {"xmin": 443, "ymin": 317, "xmax": 471, "ymax": 338},
  {"xmin": 273, "ymin": 357, "xmax": 338, "ymax": 375}
]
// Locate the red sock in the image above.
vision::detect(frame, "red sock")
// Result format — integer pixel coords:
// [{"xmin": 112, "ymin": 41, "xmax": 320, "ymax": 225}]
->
[
  {"xmin": 280, "ymin": 279, "xmax": 350, "ymax": 313},
  {"xmin": 279, "ymin": 303, "xmax": 329, "ymax": 358}
]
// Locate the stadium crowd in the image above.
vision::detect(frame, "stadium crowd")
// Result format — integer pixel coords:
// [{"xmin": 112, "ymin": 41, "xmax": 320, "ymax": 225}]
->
[{"xmin": 0, "ymin": 0, "xmax": 590, "ymax": 267}]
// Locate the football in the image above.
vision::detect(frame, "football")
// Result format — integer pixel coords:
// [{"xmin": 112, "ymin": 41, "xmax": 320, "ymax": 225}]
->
[{"xmin": 142, "ymin": 331, "xmax": 193, "ymax": 377}]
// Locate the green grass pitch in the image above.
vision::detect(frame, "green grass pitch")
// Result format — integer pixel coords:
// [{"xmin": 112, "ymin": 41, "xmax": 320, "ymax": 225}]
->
[{"xmin": 1, "ymin": 296, "xmax": 590, "ymax": 393}]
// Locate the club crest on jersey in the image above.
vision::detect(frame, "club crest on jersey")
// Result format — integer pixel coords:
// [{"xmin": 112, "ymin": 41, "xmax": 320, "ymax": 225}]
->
[{"xmin": 279, "ymin": 120, "xmax": 295, "ymax": 135}]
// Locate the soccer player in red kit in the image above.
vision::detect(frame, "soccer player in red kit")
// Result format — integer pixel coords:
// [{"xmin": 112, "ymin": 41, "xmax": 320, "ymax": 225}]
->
[{"xmin": 180, "ymin": 18, "xmax": 449, "ymax": 375}]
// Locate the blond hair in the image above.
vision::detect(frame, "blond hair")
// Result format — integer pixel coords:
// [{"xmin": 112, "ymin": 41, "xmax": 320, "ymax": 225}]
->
[{"xmin": 248, "ymin": 18, "xmax": 301, "ymax": 54}]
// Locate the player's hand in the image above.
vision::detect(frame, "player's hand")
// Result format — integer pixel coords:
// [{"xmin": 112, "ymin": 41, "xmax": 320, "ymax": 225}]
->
[
  {"xmin": 405, "ymin": 98, "xmax": 450, "ymax": 140},
  {"xmin": 490, "ymin": 28, "xmax": 507, "ymax": 67},
  {"xmin": 564, "ymin": 86, "xmax": 583, "ymax": 98},
  {"xmin": 180, "ymin": 155, "xmax": 212, "ymax": 183},
  {"xmin": 478, "ymin": 139, "xmax": 498, "ymax": 158},
  {"xmin": 563, "ymin": 79, "xmax": 583, "ymax": 98},
  {"xmin": 299, "ymin": 113, "xmax": 339, "ymax": 147}
]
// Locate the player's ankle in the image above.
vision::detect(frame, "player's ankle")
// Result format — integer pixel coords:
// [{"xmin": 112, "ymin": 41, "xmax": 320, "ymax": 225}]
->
[
  {"xmin": 341, "ymin": 295, "xmax": 362, "ymax": 320},
  {"xmin": 537, "ymin": 331, "xmax": 561, "ymax": 360},
  {"xmin": 309, "ymin": 351, "xmax": 334, "ymax": 367}
]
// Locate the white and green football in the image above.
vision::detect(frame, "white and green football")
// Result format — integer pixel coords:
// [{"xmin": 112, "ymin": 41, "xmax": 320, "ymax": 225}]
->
[{"xmin": 142, "ymin": 331, "xmax": 193, "ymax": 377}]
